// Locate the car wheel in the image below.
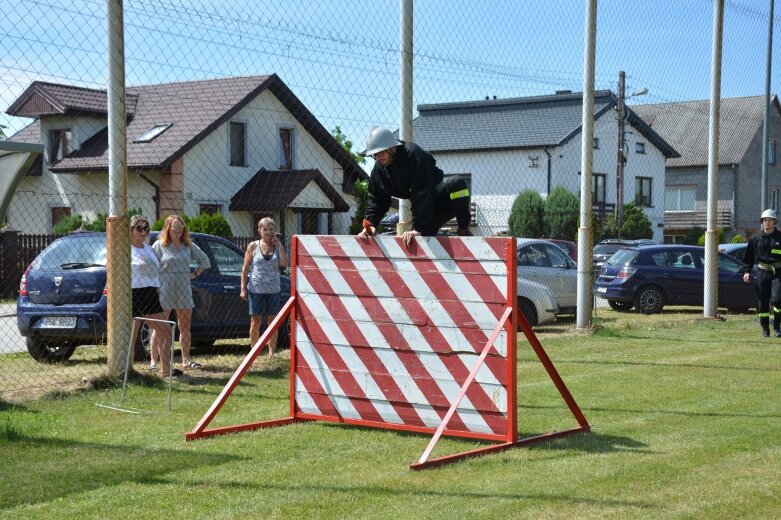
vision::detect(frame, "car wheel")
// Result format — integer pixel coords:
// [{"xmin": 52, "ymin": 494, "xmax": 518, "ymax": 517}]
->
[
  {"xmin": 26, "ymin": 336, "xmax": 77, "ymax": 363},
  {"xmin": 517, "ymin": 297, "xmax": 538, "ymax": 327},
  {"xmin": 608, "ymin": 300, "xmax": 634, "ymax": 312},
  {"xmin": 133, "ymin": 321, "xmax": 152, "ymax": 362},
  {"xmin": 634, "ymin": 286, "xmax": 664, "ymax": 314}
]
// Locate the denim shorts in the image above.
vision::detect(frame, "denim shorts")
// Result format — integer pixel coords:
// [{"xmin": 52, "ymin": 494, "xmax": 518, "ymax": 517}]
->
[{"xmin": 248, "ymin": 291, "xmax": 281, "ymax": 316}]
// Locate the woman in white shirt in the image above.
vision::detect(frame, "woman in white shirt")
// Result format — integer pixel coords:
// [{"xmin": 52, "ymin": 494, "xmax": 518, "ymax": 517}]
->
[{"xmin": 130, "ymin": 215, "xmax": 178, "ymax": 377}]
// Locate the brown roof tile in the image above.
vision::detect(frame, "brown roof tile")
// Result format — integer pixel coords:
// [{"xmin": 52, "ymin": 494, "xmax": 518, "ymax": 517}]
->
[{"xmin": 230, "ymin": 168, "xmax": 349, "ymax": 213}]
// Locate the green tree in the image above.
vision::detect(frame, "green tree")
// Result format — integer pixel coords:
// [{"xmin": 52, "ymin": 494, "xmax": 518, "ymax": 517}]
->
[
  {"xmin": 52, "ymin": 214, "xmax": 84, "ymax": 235},
  {"xmin": 683, "ymin": 226, "xmax": 704, "ymax": 245},
  {"xmin": 731, "ymin": 234, "xmax": 746, "ymax": 243},
  {"xmin": 508, "ymin": 189, "xmax": 545, "ymax": 237},
  {"xmin": 543, "ymin": 186, "xmax": 579, "ymax": 240},
  {"xmin": 332, "ymin": 126, "xmax": 366, "ymax": 166},
  {"xmin": 188, "ymin": 213, "xmax": 233, "ymax": 239},
  {"xmin": 696, "ymin": 227, "xmax": 725, "ymax": 246},
  {"xmin": 348, "ymin": 179, "xmax": 370, "ymax": 235},
  {"xmin": 620, "ymin": 203, "xmax": 653, "ymax": 239}
]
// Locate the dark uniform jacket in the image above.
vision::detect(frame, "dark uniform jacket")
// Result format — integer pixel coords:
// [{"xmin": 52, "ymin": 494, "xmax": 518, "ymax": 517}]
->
[
  {"xmin": 741, "ymin": 228, "xmax": 781, "ymax": 277},
  {"xmin": 364, "ymin": 142, "xmax": 443, "ymax": 233}
]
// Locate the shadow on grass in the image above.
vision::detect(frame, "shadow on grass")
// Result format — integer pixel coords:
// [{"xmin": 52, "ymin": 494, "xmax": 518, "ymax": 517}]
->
[
  {"xmin": 316, "ymin": 421, "xmax": 647, "ymax": 457},
  {"xmin": 0, "ymin": 435, "xmax": 246, "ymax": 510},
  {"xmin": 556, "ymin": 357, "xmax": 780, "ymax": 372},
  {"xmin": 523, "ymin": 402, "xmax": 781, "ymax": 420},
  {"xmin": 144, "ymin": 477, "xmax": 658, "ymax": 510}
]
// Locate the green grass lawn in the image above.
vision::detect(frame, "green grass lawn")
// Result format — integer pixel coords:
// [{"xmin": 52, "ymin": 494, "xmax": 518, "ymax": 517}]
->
[{"xmin": 1, "ymin": 312, "xmax": 780, "ymax": 519}]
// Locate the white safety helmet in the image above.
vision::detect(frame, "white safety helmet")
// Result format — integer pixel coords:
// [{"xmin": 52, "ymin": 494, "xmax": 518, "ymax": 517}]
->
[
  {"xmin": 761, "ymin": 209, "xmax": 778, "ymax": 222},
  {"xmin": 363, "ymin": 126, "xmax": 401, "ymax": 156}
]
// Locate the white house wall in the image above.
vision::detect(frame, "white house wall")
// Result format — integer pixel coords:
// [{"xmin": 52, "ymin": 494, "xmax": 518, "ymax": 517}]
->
[
  {"xmin": 432, "ymin": 113, "xmax": 666, "ymax": 241},
  {"xmin": 8, "ymin": 115, "xmax": 158, "ymax": 233},
  {"xmin": 183, "ymin": 90, "xmax": 349, "ymax": 237}
]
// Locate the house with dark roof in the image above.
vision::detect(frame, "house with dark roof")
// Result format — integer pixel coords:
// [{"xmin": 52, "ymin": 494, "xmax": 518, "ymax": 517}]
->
[
  {"xmin": 633, "ymin": 95, "xmax": 781, "ymax": 241},
  {"xmin": 411, "ymin": 90, "xmax": 679, "ymax": 241},
  {"xmin": 5, "ymin": 75, "xmax": 366, "ymax": 236}
]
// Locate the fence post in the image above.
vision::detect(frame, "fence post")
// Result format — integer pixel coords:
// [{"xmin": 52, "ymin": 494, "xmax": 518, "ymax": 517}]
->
[{"xmin": 0, "ymin": 228, "xmax": 20, "ymax": 298}]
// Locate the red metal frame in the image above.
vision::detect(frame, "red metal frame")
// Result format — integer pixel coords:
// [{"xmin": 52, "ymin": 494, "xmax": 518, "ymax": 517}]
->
[{"xmin": 186, "ymin": 236, "xmax": 590, "ymax": 471}]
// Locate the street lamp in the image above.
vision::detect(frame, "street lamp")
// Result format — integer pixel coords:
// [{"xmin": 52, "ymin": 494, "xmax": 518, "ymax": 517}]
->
[{"xmin": 615, "ymin": 71, "xmax": 648, "ymax": 238}]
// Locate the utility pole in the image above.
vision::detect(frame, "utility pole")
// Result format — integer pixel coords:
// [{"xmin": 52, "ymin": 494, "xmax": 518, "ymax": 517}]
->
[
  {"xmin": 615, "ymin": 71, "xmax": 626, "ymax": 238},
  {"xmin": 761, "ymin": 0, "xmax": 774, "ymax": 210}
]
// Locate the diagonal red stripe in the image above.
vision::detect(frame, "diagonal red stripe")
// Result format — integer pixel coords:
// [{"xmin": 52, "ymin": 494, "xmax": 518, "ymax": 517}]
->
[
  {"xmin": 295, "ymin": 295, "xmax": 386, "ymax": 423},
  {"xmin": 359, "ymin": 239, "xmax": 507, "ymax": 434},
  {"xmin": 297, "ymin": 239, "xmax": 428, "ymax": 428},
  {"xmin": 316, "ymin": 237, "xmax": 470, "ymax": 430},
  {"xmin": 393, "ymin": 240, "xmax": 508, "ymax": 386}
]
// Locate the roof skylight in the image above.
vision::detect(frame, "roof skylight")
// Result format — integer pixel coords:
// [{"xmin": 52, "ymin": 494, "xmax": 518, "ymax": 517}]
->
[{"xmin": 133, "ymin": 123, "xmax": 172, "ymax": 143}]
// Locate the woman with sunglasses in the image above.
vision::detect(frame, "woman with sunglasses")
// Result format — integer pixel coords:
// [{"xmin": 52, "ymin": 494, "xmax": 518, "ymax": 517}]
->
[
  {"xmin": 152, "ymin": 215, "xmax": 210, "ymax": 370},
  {"xmin": 130, "ymin": 215, "xmax": 177, "ymax": 378}
]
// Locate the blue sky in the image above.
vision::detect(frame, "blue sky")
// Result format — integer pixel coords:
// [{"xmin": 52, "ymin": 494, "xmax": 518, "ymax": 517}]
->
[{"xmin": 2, "ymin": 0, "xmax": 780, "ymax": 152}]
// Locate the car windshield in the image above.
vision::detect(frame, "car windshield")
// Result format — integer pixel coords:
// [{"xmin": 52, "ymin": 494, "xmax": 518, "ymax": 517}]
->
[
  {"xmin": 605, "ymin": 249, "xmax": 638, "ymax": 266},
  {"xmin": 33, "ymin": 235, "xmax": 108, "ymax": 269},
  {"xmin": 594, "ymin": 243, "xmax": 624, "ymax": 255}
]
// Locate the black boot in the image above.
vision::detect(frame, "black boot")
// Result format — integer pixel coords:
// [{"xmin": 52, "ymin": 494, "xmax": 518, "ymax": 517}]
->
[
  {"xmin": 774, "ymin": 312, "xmax": 781, "ymax": 337},
  {"xmin": 761, "ymin": 316, "xmax": 770, "ymax": 337}
]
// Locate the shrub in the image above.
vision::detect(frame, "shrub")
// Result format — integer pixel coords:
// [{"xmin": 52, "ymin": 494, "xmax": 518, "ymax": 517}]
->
[
  {"xmin": 731, "ymin": 234, "xmax": 746, "ymax": 243},
  {"xmin": 189, "ymin": 213, "xmax": 233, "ymax": 239},
  {"xmin": 620, "ymin": 203, "xmax": 653, "ymax": 239},
  {"xmin": 349, "ymin": 180, "xmax": 369, "ymax": 235},
  {"xmin": 543, "ymin": 186, "xmax": 579, "ymax": 240},
  {"xmin": 696, "ymin": 227, "xmax": 725, "ymax": 246},
  {"xmin": 508, "ymin": 189, "xmax": 545, "ymax": 237},
  {"xmin": 52, "ymin": 214, "xmax": 83, "ymax": 235},
  {"xmin": 683, "ymin": 226, "xmax": 704, "ymax": 245}
]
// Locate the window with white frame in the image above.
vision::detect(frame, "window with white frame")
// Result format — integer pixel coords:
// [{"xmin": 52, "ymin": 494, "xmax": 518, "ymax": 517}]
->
[
  {"xmin": 665, "ymin": 186, "xmax": 696, "ymax": 211},
  {"xmin": 635, "ymin": 177, "xmax": 652, "ymax": 207},
  {"xmin": 593, "ymin": 137, "xmax": 600, "ymax": 149},
  {"xmin": 635, "ymin": 142, "xmax": 646, "ymax": 154},
  {"xmin": 48, "ymin": 128, "xmax": 72, "ymax": 163},
  {"xmin": 772, "ymin": 188, "xmax": 779, "ymax": 211},
  {"xmin": 770, "ymin": 139, "xmax": 777, "ymax": 165},
  {"xmin": 229, "ymin": 121, "xmax": 246, "ymax": 167},
  {"xmin": 278, "ymin": 128, "xmax": 293, "ymax": 170}
]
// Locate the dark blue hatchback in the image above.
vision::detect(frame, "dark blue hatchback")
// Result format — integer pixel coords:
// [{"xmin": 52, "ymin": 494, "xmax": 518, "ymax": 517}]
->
[
  {"xmin": 17, "ymin": 231, "xmax": 290, "ymax": 362},
  {"xmin": 594, "ymin": 244, "xmax": 757, "ymax": 314}
]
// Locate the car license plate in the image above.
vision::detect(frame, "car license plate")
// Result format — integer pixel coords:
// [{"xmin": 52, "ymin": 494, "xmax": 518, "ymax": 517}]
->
[
  {"xmin": 40, "ymin": 316, "xmax": 77, "ymax": 328},
  {"xmin": 596, "ymin": 286, "xmax": 607, "ymax": 293}
]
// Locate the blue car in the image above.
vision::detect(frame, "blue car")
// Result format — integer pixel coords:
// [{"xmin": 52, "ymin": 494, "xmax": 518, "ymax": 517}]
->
[
  {"xmin": 17, "ymin": 231, "xmax": 290, "ymax": 362},
  {"xmin": 594, "ymin": 244, "xmax": 757, "ymax": 314}
]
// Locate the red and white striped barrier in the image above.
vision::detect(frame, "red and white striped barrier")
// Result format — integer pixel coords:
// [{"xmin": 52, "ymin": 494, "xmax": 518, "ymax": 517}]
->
[{"xmin": 187, "ymin": 235, "xmax": 589, "ymax": 470}]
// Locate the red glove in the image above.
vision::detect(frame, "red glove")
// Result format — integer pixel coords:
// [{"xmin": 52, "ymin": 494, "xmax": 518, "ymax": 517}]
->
[{"xmin": 362, "ymin": 219, "xmax": 374, "ymax": 235}]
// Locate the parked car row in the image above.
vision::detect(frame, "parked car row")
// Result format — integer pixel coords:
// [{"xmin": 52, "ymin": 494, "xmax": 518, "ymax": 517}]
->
[
  {"xmin": 595, "ymin": 244, "xmax": 757, "ymax": 314},
  {"xmin": 17, "ymin": 231, "xmax": 290, "ymax": 363},
  {"xmin": 17, "ymin": 231, "xmax": 752, "ymax": 364}
]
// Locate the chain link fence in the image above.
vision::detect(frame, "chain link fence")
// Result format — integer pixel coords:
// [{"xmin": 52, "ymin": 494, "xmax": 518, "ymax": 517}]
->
[{"xmin": 0, "ymin": 0, "xmax": 775, "ymax": 401}]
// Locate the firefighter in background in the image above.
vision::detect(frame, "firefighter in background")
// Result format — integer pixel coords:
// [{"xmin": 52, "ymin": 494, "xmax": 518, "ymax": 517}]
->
[
  {"xmin": 357, "ymin": 126, "xmax": 472, "ymax": 247},
  {"xmin": 741, "ymin": 209, "xmax": 781, "ymax": 337}
]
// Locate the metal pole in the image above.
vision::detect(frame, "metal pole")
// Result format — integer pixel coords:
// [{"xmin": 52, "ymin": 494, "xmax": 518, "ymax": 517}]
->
[
  {"xmin": 762, "ymin": 0, "xmax": 775, "ymax": 210},
  {"xmin": 106, "ymin": 0, "xmax": 132, "ymax": 374},
  {"xmin": 397, "ymin": 0, "xmax": 414, "ymax": 235},
  {"xmin": 704, "ymin": 0, "xmax": 725, "ymax": 318},
  {"xmin": 576, "ymin": 0, "xmax": 597, "ymax": 330},
  {"xmin": 615, "ymin": 70, "xmax": 626, "ymax": 238}
]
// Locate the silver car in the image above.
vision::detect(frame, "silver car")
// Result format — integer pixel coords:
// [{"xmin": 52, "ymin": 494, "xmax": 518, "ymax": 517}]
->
[{"xmin": 517, "ymin": 238, "xmax": 578, "ymax": 315}]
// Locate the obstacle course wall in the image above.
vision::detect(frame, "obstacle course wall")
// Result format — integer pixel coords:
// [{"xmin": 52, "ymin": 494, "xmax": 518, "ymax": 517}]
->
[{"xmin": 291, "ymin": 235, "xmax": 517, "ymax": 441}]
